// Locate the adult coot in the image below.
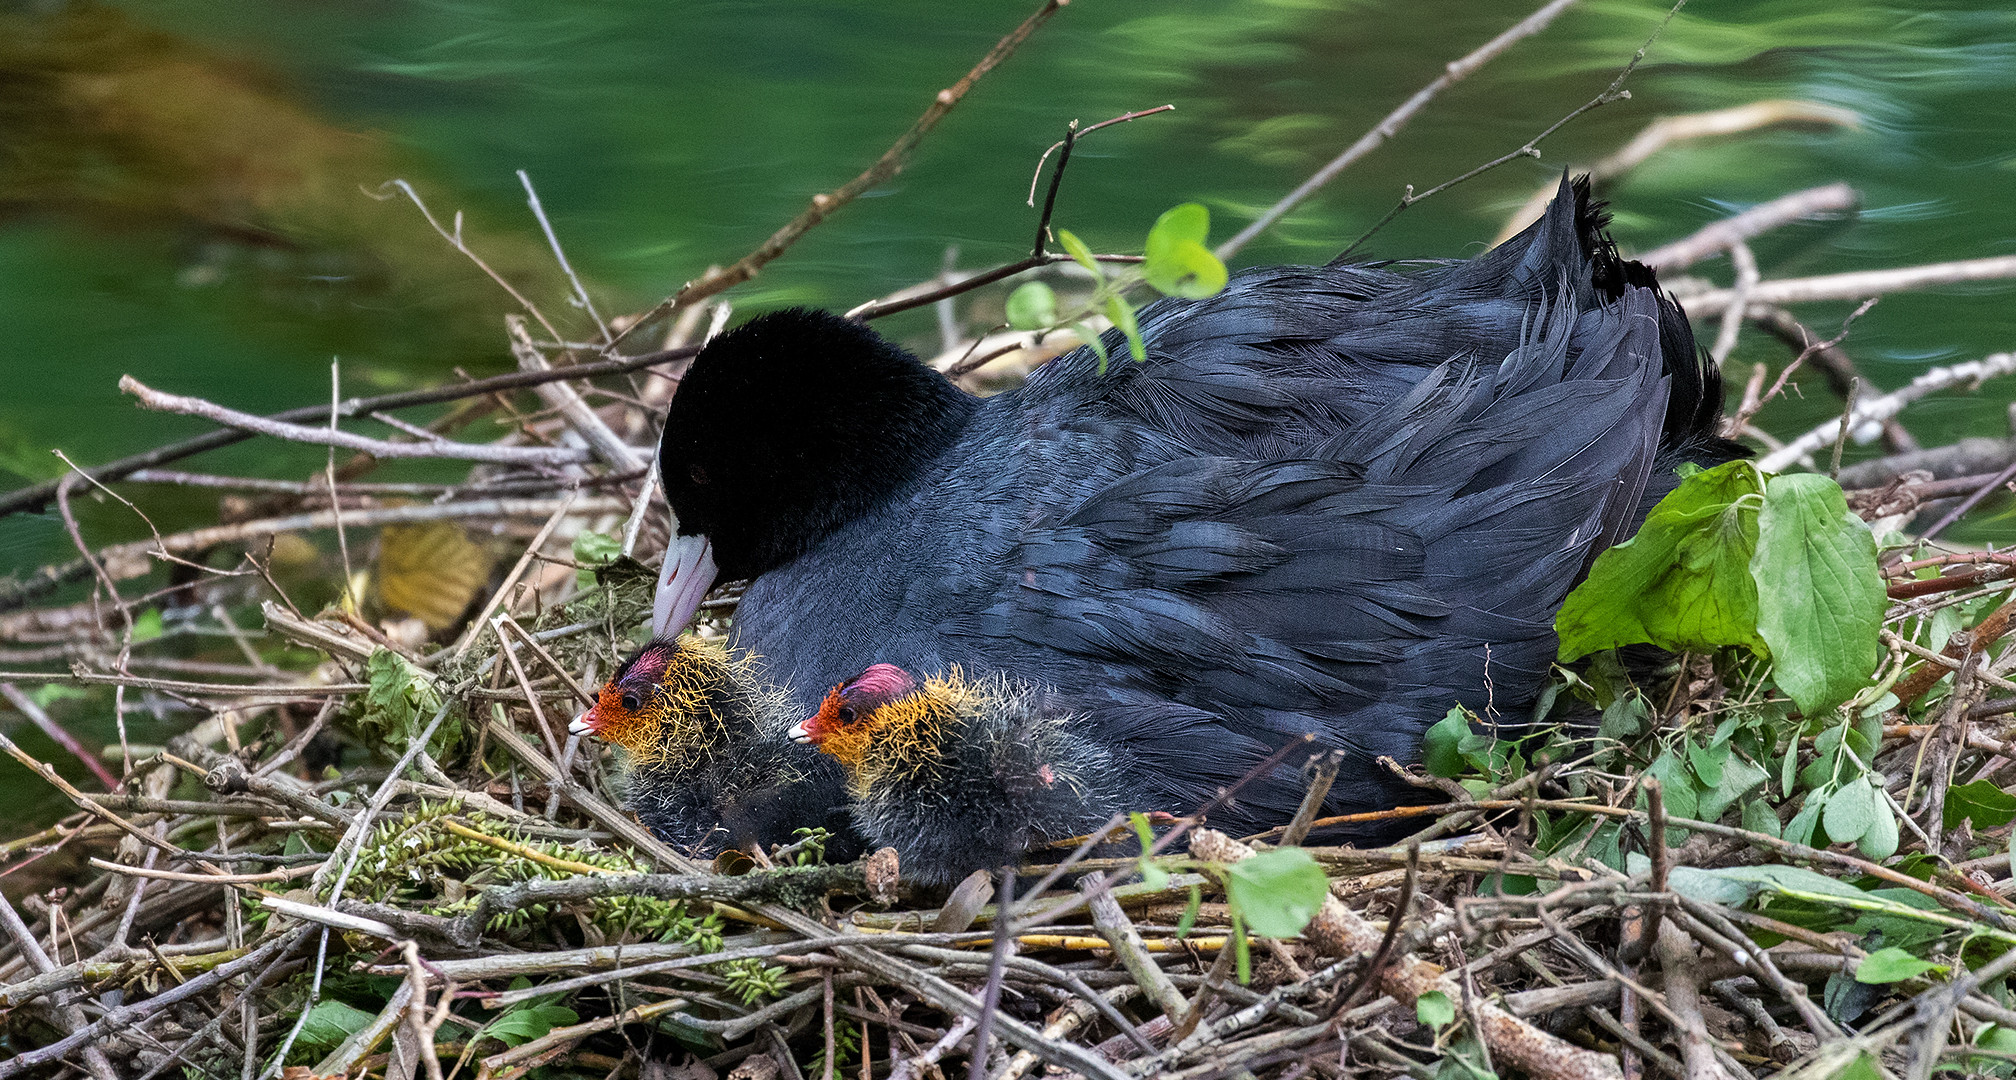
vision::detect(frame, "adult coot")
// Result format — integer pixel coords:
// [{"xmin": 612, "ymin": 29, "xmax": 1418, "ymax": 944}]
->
[{"xmin": 640, "ymin": 175, "xmax": 1738, "ymax": 845}]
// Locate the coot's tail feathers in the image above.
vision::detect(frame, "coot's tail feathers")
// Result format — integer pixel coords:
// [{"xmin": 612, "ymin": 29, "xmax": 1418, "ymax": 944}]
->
[{"xmin": 1477, "ymin": 173, "xmax": 1741, "ymax": 467}]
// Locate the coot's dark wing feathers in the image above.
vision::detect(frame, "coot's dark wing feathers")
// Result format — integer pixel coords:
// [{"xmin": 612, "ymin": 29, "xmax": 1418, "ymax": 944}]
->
[{"xmin": 942, "ymin": 190, "xmax": 1679, "ymax": 827}]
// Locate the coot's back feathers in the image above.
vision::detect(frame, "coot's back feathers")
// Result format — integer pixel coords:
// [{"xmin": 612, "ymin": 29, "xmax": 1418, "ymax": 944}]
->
[{"xmin": 659, "ymin": 173, "xmax": 1740, "ymax": 841}]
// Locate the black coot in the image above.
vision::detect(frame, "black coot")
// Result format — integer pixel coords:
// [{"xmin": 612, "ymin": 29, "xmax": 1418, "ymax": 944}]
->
[{"xmin": 640, "ymin": 175, "xmax": 1738, "ymax": 849}]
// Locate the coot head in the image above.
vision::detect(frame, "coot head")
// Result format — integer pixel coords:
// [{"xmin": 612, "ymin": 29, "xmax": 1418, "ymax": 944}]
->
[{"xmin": 651, "ymin": 309, "xmax": 979, "ymax": 635}]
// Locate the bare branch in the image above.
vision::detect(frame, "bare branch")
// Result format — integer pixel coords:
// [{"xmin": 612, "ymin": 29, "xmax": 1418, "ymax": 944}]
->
[
  {"xmin": 120, "ymin": 375, "xmax": 593, "ymax": 466},
  {"xmin": 1674, "ymin": 254, "xmax": 2016, "ymax": 318},
  {"xmin": 1216, "ymin": 0, "xmax": 1583, "ymax": 260},
  {"xmin": 613, "ymin": 0, "xmax": 1072, "ymax": 345},
  {"xmin": 1638, "ymin": 182, "xmax": 1859, "ymax": 271}
]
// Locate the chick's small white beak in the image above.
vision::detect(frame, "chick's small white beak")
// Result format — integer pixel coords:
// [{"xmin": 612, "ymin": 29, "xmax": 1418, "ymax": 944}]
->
[
  {"xmin": 787, "ymin": 721, "xmax": 814, "ymax": 745},
  {"xmin": 568, "ymin": 709, "xmax": 596, "ymax": 737},
  {"xmin": 651, "ymin": 533, "xmax": 718, "ymax": 638}
]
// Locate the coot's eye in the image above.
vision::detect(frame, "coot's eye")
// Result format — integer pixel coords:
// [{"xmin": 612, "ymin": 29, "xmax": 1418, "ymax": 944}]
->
[
  {"xmin": 620, "ymin": 692, "xmax": 641, "ymax": 712},
  {"xmin": 837, "ymin": 706, "xmax": 856, "ymax": 723},
  {"xmin": 689, "ymin": 464, "xmax": 710, "ymax": 485}
]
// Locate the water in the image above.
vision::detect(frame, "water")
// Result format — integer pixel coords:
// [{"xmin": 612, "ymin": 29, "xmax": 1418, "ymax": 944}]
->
[{"xmin": 1, "ymin": 0, "xmax": 2014, "ymax": 815}]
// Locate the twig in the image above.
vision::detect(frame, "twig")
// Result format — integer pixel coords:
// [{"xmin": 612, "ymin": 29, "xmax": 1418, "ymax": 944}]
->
[
  {"xmin": 449, "ymin": 493, "xmax": 579, "ymax": 657},
  {"xmin": 614, "ymin": 0, "xmax": 1071, "ymax": 343},
  {"xmin": 1675, "ymin": 254, "xmax": 2016, "ymax": 319},
  {"xmin": 1708, "ymin": 241, "xmax": 1758, "ymax": 367},
  {"xmin": 0, "ymin": 928, "xmax": 306, "ymax": 1080},
  {"xmin": 518, "ymin": 169, "xmax": 609, "ymax": 342},
  {"xmin": 1081, "ymin": 874, "xmax": 1187, "ymax": 1023},
  {"xmin": 0, "ymin": 682, "xmax": 118, "ymax": 789},
  {"xmin": 1215, "ymin": 0, "xmax": 1584, "ymax": 259},
  {"xmin": 1638, "ymin": 182, "xmax": 1860, "ymax": 270},
  {"xmin": 121, "ymin": 375, "xmax": 592, "ymax": 466},
  {"xmin": 1024, "ymin": 105, "xmax": 1175, "ymax": 211},
  {"xmin": 1334, "ymin": 0, "xmax": 1682, "ymax": 261},
  {"xmin": 1757, "ymin": 350, "xmax": 2016, "ymax": 472},
  {"xmin": 0, "ymin": 346, "xmax": 689, "ymax": 520}
]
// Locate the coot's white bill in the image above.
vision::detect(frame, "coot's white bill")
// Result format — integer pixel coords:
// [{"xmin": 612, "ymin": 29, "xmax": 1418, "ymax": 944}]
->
[{"xmin": 651, "ymin": 533, "xmax": 718, "ymax": 638}]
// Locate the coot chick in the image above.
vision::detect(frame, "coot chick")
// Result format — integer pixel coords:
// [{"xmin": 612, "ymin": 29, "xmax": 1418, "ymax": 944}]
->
[
  {"xmin": 649, "ymin": 175, "xmax": 1739, "ymax": 841},
  {"xmin": 570, "ymin": 638, "xmax": 855, "ymax": 856},
  {"xmin": 788, "ymin": 663, "xmax": 1125, "ymax": 885}
]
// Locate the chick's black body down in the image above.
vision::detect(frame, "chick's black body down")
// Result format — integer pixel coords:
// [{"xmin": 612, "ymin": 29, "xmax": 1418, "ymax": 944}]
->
[{"xmin": 664, "ymin": 177, "xmax": 1739, "ymax": 842}]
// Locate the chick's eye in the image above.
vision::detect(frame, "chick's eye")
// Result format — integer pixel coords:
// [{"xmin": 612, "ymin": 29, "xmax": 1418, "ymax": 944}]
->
[
  {"xmin": 620, "ymin": 692, "xmax": 641, "ymax": 712},
  {"xmin": 836, "ymin": 706, "xmax": 855, "ymax": 723}
]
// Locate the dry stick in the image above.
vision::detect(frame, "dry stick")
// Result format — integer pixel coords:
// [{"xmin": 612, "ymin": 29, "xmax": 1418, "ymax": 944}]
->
[
  {"xmin": 498, "ymin": 616, "xmax": 596, "ymax": 707},
  {"xmin": 1023, "ymin": 105, "xmax": 1175, "ymax": 211},
  {"xmin": 1919, "ymin": 456, "xmax": 2016, "ymax": 543},
  {"xmin": 1190, "ymin": 829, "xmax": 1622, "ymax": 1080},
  {"xmin": 1496, "ymin": 105, "xmax": 1861, "ymax": 245},
  {"xmin": 1678, "ymin": 253, "xmax": 2016, "ymax": 319},
  {"xmin": 1653, "ymin": 921, "xmax": 1738, "ymax": 1080},
  {"xmin": 1214, "ymin": 0, "xmax": 1582, "ymax": 259},
  {"xmin": 1727, "ymin": 297, "xmax": 1879, "ymax": 437},
  {"xmin": 120, "ymin": 375, "xmax": 591, "ymax": 466},
  {"xmin": 448, "ymin": 493, "xmax": 579, "ymax": 657},
  {"xmin": 614, "ymin": 0, "xmax": 1071, "ymax": 345},
  {"xmin": 1895, "ymin": 598, "xmax": 2016, "ymax": 707},
  {"xmin": 0, "ymin": 681, "xmax": 118, "ymax": 789},
  {"xmin": 0, "ymin": 928, "xmax": 306, "ymax": 1080},
  {"xmin": 1707, "ymin": 241, "xmax": 1758, "ymax": 367},
  {"xmin": 1758, "ymin": 350, "xmax": 2016, "ymax": 472},
  {"xmin": 1638, "ymin": 182, "xmax": 1860, "ymax": 271},
  {"xmin": 1331, "ymin": 842, "xmax": 1420, "ymax": 1014},
  {"xmin": 0, "ymin": 346, "xmax": 689, "ymax": 521},
  {"xmin": 0, "ymin": 890, "xmax": 118, "ymax": 1080},
  {"xmin": 847, "ymin": 251, "xmax": 1140, "ymax": 323},
  {"xmin": 52, "ymin": 470, "xmax": 138, "ymax": 773},
  {"xmin": 508, "ymin": 316, "xmax": 643, "ymax": 472},
  {"xmin": 1081, "ymin": 875, "xmax": 1187, "ymax": 1023},
  {"xmin": 1280, "ymin": 749, "xmax": 1343, "ymax": 848},
  {"xmin": 1337, "ymin": 0, "xmax": 1683, "ymax": 263},
  {"xmin": 518, "ymin": 169, "xmax": 609, "ymax": 343}
]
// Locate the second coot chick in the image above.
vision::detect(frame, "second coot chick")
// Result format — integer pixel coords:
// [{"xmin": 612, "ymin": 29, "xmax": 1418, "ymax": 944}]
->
[
  {"xmin": 788, "ymin": 663, "xmax": 1125, "ymax": 885},
  {"xmin": 570, "ymin": 638, "xmax": 855, "ymax": 857},
  {"xmin": 646, "ymin": 176, "xmax": 1741, "ymax": 843}
]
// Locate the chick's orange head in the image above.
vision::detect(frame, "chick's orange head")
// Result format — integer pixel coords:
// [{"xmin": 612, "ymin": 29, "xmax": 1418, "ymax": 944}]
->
[
  {"xmin": 789, "ymin": 664, "xmax": 916, "ymax": 757},
  {"xmin": 570, "ymin": 641, "xmax": 675, "ymax": 754}
]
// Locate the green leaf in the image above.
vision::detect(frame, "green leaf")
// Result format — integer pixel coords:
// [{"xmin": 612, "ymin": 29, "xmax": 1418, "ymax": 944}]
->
[
  {"xmin": 1857, "ymin": 797, "xmax": 1899, "ymax": 861},
  {"xmin": 1143, "ymin": 203, "xmax": 1227, "ymax": 299},
  {"xmin": 1055, "ymin": 229, "xmax": 1100, "ymax": 275},
  {"xmin": 1146, "ymin": 201, "xmax": 1209, "ymax": 248},
  {"xmin": 1556, "ymin": 461, "xmax": 1766, "ymax": 661},
  {"xmin": 1835, "ymin": 1052, "xmax": 1883, "ymax": 1080},
  {"xmin": 1105, "ymin": 295, "xmax": 1145, "ymax": 363},
  {"xmin": 1697, "ymin": 751, "xmax": 1769, "ymax": 825},
  {"xmin": 1177, "ymin": 883, "xmax": 1202, "ymax": 939},
  {"xmin": 1224, "ymin": 847, "xmax": 1328, "ymax": 938},
  {"xmin": 1742, "ymin": 799, "xmax": 1783, "ymax": 839},
  {"xmin": 1072, "ymin": 322, "xmax": 1109, "ymax": 374},
  {"xmin": 298, "ymin": 1000, "xmax": 376, "ymax": 1050},
  {"xmin": 1005, "ymin": 281, "xmax": 1058, "ymax": 331},
  {"xmin": 1752, "ymin": 474, "xmax": 1886, "ymax": 714},
  {"xmin": 354, "ymin": 648, "xmax": 457, "ymax": 760},
  {"xmin": 1853, "ymin": 946, "xmax": 1941, "ymax": 984},
  {"xmin": 1823, "ymin": 775, "xmax": 1878, "ymax": 844},
  {"xmin": 1945, "ymin": 779, "xmax": 2016, "ymax": 831},
  {"xmin": 1422, "ymin": 707, "xmax": 1470, "ymax": 778},
  {"xmin": 130, "ymin": 608, "xmax": 164, "ymax": 643},
  {"xmin": 487, "ymin": 1003, "xmax": 579, "ymax": 1047},
  {"xmin": 1416, "ymin": 989, "xmax": 1457, "ymax": 1030},
  {"xmin": 572, "ymin": 529, "xmax": 621, "ymax": 590}
]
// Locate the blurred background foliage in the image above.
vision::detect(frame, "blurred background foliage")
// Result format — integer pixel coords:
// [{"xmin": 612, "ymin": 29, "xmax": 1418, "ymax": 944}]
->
[{"xmin": 1, "ymin": 0, "xmax": 2013, "ymax": 570}]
